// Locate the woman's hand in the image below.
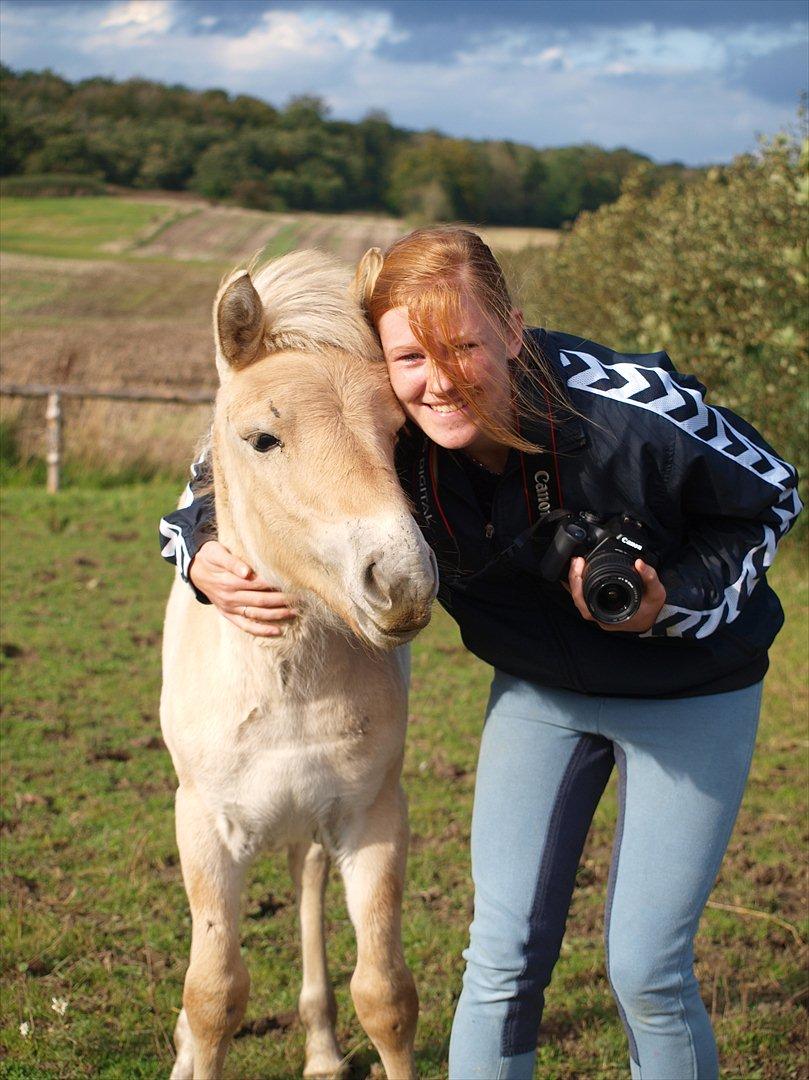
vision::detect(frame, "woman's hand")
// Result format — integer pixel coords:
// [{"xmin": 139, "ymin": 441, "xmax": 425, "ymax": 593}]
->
[
  {"xmin": 188, "ymin": 540, "xmax": 297, "ymax": 637},
  {"xmin": 565, "ymin": 557, "xmax": 666, "ymax": 634}
]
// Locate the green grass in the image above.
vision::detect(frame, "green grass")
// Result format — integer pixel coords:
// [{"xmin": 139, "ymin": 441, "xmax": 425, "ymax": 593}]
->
[
  {"xmin": 1, "ymin": 484, "xmax": 806, "ymax": 1077},
  {"xmin": 0, "ymin": 198, "xmax": 182, "ymax": 260}
]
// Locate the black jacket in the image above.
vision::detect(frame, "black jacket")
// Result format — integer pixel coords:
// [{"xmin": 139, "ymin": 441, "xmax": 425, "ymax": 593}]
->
[{"xmin": 159, "ymin": 329, "xmax": 802, "ymax": 698}]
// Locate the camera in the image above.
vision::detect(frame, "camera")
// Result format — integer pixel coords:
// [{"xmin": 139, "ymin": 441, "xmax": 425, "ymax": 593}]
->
[{"xmin": 538, "ymin": 511, "xmax": 656, "ymax": 624}]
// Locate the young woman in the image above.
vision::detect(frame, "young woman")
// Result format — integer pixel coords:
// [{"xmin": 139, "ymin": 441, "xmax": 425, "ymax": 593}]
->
[{"xmin": 159, "ymin": 227, "xmax": 801, "ymax": 1079}]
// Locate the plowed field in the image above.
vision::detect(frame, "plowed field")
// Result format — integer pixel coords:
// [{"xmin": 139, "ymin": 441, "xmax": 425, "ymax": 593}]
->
[{"xmin": 0, "ymin": 195, "xmax": 557, "ymax": 478}]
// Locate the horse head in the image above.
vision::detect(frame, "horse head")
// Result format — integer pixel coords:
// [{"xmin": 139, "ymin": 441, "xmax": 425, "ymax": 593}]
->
[{"xmin": 210, "ymin": 250, "xmax": 437, "ymax": 650}]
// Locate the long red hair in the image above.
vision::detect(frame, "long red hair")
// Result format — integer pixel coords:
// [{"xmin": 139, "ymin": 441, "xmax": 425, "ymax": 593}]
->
[{"xmin": 355, "ymin": 226, "xmax": 566, "ymax": 453}]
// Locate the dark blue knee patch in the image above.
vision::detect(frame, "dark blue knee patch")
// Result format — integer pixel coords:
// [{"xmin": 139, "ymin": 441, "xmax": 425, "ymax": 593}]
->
[{"xmin": 501, "ymin": 733, "xmax": 614, "ymax": 1056}]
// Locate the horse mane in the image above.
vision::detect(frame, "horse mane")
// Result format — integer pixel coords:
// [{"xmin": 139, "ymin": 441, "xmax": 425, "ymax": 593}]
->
[{"xmin": 227, "ymin": 249, "xmax": 382, "ymax": 364}]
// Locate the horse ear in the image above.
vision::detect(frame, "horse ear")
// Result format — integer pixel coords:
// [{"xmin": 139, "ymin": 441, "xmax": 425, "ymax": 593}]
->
[
  {"xmin": 215, "ymin": 273, "xmax": 266, "ymax": 371},
  {"xmin": 351, "ymin": 247, "xmax": 384, "ymax": 312}
]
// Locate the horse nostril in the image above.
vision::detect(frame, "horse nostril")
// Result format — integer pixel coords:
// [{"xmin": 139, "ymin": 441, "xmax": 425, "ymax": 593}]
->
[{"xmin": 363, "ymin": 559, "xmax": 386, "ymax": 605}]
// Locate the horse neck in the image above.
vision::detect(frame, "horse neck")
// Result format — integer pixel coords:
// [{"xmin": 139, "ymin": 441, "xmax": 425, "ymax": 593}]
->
[{"xmin": 218, "ymin": 601, "xmax": 382, "ymax": 703}]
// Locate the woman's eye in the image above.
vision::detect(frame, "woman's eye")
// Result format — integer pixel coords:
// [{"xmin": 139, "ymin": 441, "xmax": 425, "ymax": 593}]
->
[
  {"xmin": 249, "ymin": 432, "xmax": 282, "ymax": 453},
  {"xmin": 396, "ymin": 352, "xmax": 423, "ymax": 363}
]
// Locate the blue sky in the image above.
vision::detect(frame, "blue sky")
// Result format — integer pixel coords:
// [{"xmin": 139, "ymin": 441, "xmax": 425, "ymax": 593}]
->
[{"xmin": 1, "ymin": 0, "xmax": 806, "ymax": 164}]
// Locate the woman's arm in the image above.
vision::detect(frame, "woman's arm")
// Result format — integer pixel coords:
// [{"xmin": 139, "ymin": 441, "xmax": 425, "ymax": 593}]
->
[
  {"xmin": 158, "ymin": 452, "xmax": 216, "ymax": 595},
  {"xmin": 158, "ymin": 451, "xmax": 297, "ymax": 637},
  {"xmin": 640, "ymin": 373, "xmax": 802, "ymax": 640}
]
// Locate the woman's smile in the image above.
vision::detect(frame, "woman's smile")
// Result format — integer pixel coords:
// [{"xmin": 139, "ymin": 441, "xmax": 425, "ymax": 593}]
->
[{"xmin": 377, "ymin": 292, "xmax": 522, "ymax": 470}]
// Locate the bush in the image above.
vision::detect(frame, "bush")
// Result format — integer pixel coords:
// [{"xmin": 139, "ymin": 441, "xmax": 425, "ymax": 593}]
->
[
  {"xmin": 0, "ymin": 172, "xmax": 107, "ymax": 196},
  {"xmin": 505, "ymin": 125, "xmax": 808, "ymax": 509}
]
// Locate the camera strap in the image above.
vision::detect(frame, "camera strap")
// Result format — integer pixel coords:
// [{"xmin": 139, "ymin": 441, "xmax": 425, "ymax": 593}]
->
[
  {"xmin": 521, "ymin": 449, "xmax": 562, "ymax": 524},
  {"xmin": 446, "ymin": 508, "xmax": 570, "ymax": 593},
  {"xmin": 516, "ymin": 388, "xmax": 564, "ymax": 525}
]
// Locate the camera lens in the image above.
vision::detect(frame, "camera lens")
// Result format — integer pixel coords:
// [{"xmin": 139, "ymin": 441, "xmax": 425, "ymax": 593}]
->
[
  {"xmin": 596, "ymin": 582, "xmax": 630, "ymax": 615},
  {"xmin": 582, "ymin": 552, "xmax": 643, "ymax": 624}
]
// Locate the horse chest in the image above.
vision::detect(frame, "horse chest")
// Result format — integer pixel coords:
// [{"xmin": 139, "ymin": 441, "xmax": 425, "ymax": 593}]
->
[{"xmin": 200, "ymin": 700, "xmax": 398, "ymax": 858}]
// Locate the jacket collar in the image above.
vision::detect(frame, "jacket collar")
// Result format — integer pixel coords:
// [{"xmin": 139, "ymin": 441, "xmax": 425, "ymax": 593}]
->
[{"xmin": 514, "ymin": 328, "xmax": 586, "ymax": 454}]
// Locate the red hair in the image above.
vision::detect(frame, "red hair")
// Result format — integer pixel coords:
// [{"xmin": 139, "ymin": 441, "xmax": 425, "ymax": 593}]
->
[{"xmin": 355, "ymin": 226, "xmax": 564, "ymax": 453}]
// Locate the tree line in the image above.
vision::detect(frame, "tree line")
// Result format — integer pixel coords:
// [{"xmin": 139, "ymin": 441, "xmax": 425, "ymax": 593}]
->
[{"xmin": 0, "ymin": 65, "xmax": 692, "ymax": 226}]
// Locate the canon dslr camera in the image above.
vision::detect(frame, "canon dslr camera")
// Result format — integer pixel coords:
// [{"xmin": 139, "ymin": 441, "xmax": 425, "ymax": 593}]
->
[{"xmin": 539, "ymin": 512, "xmax": 656, "ymax": 625}]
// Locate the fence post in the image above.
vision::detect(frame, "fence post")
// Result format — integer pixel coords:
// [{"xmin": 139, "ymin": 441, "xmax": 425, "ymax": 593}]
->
[{"xmin": 45, "ymin": 391, "xmax": 61, "ymax": 494}]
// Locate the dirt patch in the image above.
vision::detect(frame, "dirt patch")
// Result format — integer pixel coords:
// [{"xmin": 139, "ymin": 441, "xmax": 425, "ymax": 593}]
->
[
  {"xmin": 133, "ymin": 203, "xmax": 409, "ymax": 265},
  {"xmin": 130, "ymin": 200, "xmax": 558, "ymax": 265},
  {"xmin": 135, "ymin": 204, "xmax": 293, "ymax": 262}
]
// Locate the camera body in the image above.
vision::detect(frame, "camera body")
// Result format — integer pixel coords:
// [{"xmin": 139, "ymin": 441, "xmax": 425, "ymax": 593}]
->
[{"xmin": 539, "ymin": 511, "xmax": 657, "ymax": 624}]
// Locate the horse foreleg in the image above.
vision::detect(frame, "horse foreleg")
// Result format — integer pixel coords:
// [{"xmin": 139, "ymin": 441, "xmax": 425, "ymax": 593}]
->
[
  {"xmin": 288, "ymin": 841, "xmax": 346, "ymax": 1078},
  {"xmin": 171, "ymin": 785, "xmax": 250, "ymax": 1080},
  {"xmin": 338, "ymin": 775, "xmax": 418, "ymax": 1080}
]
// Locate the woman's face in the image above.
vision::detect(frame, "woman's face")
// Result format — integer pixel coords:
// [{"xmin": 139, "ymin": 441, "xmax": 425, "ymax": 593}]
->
[{"xmin": 378, "ymin": 291, "xmax": 523, "ymax": 461}]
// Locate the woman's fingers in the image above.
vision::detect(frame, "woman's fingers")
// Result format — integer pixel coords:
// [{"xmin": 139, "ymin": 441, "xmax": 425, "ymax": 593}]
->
[
  {"xmin": 225, "ymin": 588, "xmax": 296, "ymax": 615},
  {"xmin": 205, "ymin": 541, "xmax": 252, "ymax": 578},
  {"xmin": 567, "ymin": 556, "xmax": 594, "ymax": 621},
  {"xmin": 636, "ymin": 559, "xmax": 666, "ymax": 602},
  {"xmin": 189, "ymin": 540, "xmax": 299, "ymax": 633},
  {"xmin": 234, "ymin": 592, "xmax": 297, "ymax": 612},
  {"xmin": 222, "ymin": 611, "xmax": 285, "ymax": 637},
  {"xmin": 230, "ymin": 602, "xmax": 297, "ymax": 624}
]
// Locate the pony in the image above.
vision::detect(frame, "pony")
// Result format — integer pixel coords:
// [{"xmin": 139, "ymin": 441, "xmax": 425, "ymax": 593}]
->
[{"xmin": 160, "ymin": 250, "xmax": 438, "ymax": 1079}]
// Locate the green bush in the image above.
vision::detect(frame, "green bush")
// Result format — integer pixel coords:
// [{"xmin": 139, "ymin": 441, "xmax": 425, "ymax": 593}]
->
[
  {"xmin": 505, "ymin": 126, "xmax": 808, "ymax": 508},
  {"xmin": 0, "ymin": 172, "xmax": 106, "ymax": 196}
]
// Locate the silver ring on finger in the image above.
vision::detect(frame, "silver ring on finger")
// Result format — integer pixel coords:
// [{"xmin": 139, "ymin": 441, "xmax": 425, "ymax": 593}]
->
[{"xmin": 242, "ymin": 605, "xmax": 249, "ymax": 620}]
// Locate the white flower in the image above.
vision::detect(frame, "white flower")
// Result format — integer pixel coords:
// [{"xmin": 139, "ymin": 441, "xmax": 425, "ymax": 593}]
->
[
  {"xmin": 51, "ymin": 997, "xmax": 68, "ymax": 1017},
  {"xmin": 19, "ymin": 1021, "xmax": 31, "ymax": 1037}
]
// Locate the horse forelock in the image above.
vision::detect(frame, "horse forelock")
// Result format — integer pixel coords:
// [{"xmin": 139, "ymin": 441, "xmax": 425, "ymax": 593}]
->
[{"xmin": 244, "ymin": 249, "xmax": 381, "ymax": 364}]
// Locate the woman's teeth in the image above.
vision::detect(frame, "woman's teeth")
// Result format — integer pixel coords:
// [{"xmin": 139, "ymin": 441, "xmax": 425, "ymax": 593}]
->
[{"xmin": 429, "ymin": 402, "xmax": 464, "ymax": 414}]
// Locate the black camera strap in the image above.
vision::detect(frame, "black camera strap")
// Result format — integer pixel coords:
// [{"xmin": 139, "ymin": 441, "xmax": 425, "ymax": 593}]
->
[{"xmin": 446, "ymin": 508, "xmax": 570, "ymax": 593}]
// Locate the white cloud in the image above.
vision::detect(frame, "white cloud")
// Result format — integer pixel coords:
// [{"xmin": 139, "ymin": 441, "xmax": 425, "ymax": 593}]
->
[
  {"xmin": 219, "ymin": 8, "xmax": 408, "ymax": 73},
  {"xmin": 537, "ymin": 46, "xmax": 564, "ymax": 64},
  {"xmin": 96, "ymin": 0, "xmax": 175, "ymax": 43},
  {"xmin": 604, "ymin": 61, "xmax": 636, "ymax": 76}
]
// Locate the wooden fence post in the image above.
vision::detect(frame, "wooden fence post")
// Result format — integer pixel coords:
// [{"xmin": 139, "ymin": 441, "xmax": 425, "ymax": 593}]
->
[
  {"xmin": 45, "ymin": 391, "xmax": 62, "ymax": 494},
  {"xmin": 0, "ymin": 384, "xmax": 215, "ymax": 491}
]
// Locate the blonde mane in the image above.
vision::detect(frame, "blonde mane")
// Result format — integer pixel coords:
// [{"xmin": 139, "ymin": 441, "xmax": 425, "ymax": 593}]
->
[{"xmin": 223, "ymin": 249, "xmax": 382, "ymax": 363}]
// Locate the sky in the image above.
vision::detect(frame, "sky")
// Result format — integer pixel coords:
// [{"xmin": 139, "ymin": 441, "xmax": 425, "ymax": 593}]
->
[{"xmin": 1, "ymin": 0, "xmax": 806, "ymax": 165}]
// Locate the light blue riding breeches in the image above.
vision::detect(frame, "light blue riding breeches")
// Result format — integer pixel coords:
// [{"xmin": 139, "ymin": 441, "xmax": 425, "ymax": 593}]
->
[{"xmin": 448, "ymin": 673, "xmax": 763, "ymax": 1080}]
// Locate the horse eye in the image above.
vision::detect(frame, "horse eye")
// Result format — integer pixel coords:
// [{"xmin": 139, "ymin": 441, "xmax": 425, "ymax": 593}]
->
[{"xmin": 249, "ymin": 432, "xmax": 281, "ymax": 453}]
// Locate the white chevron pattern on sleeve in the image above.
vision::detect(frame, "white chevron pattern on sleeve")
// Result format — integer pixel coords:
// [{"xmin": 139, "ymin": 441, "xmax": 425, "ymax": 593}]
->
[
  {"xmin": 558, "ymin": 349, "xmax": 803, "ymax": 639},
  {"xmin": 177, "ymin": 450, "xmax": 209, "ymax": 510},
  {"xmin": 642, "ymin": 485, "xmax": 803, "ymax": 639},
  {"xmin": 559, "ymin": 349, "xmax": 795, "ymax": 491},
  {"xmin": 159, "ymin": 517, "xmax": 192, "ymax": 580}
]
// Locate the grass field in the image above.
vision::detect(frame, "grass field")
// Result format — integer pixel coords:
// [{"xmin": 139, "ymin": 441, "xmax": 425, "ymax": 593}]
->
[{"xmin": 0, "ymin": 484, "xmax": 806, "ymax": 1079}]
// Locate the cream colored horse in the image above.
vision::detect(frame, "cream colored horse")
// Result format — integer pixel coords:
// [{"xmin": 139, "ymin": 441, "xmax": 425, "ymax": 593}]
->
[{"xmin": 160, "ymin": 251, "xmax": 437, "ymax": 1080}]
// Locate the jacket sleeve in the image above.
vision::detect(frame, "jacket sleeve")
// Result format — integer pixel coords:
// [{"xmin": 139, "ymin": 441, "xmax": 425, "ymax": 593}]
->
[
  {"xmin": 640, "ymin": 370, "xmax": 802, "ymax": 640},
  {"xmin": 158, "ymin": 450, "xmax": 217, "ymax": 604}
]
